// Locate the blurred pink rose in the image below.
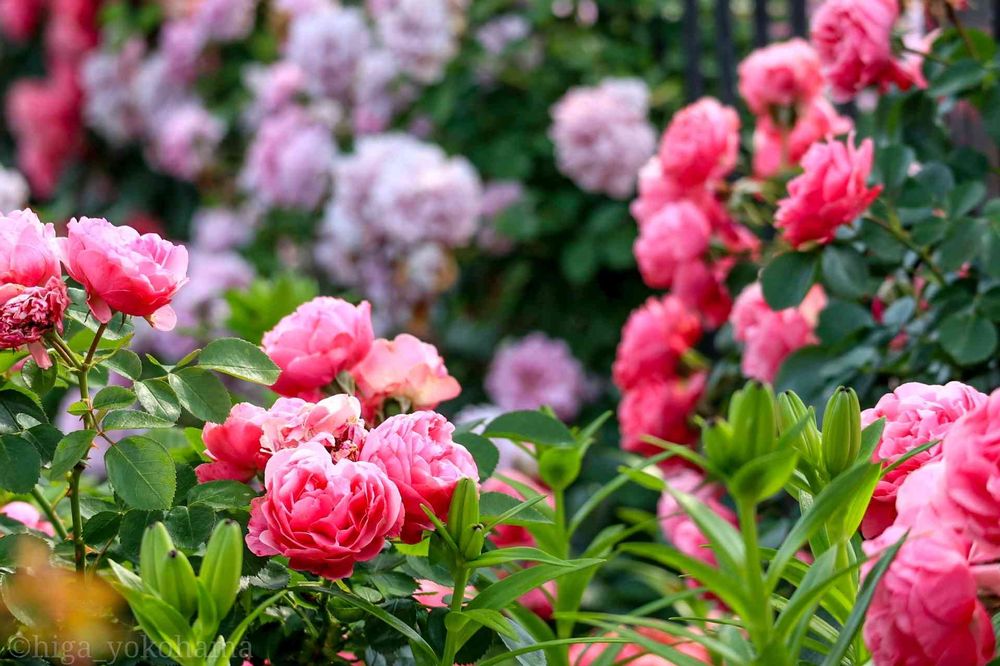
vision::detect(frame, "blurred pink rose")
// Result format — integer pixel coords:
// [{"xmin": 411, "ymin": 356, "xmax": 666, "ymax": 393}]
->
[
  {"xmin": 618, "ymin": 373, "xmax": 706, "ymax": 459},
  {"xmin": 482, "ymin": 471, "xmax": 551, "ymax": 550},
  {"xmin": 752, "ymin": 99, "xmax": 853, "ymax": 179},
  {"xmin": 247, "ymin": 441, "xmax": 403, "ymax": 580},
  {"xmin": 860, "ymin": 382, "xmax": 987, "ymax": 539},
  {"xmin": 44, "ymin": 0, "xmax": 100, "ymax": 68},
  {"xmin": 571, "ymin": 628, "xmax": 711, "ymax": 665},
  {"xmin": 613, "ymin": 295, "xmax": 702, "ymax": 392},
  {"xmin": 0, "ymin": 501, "xmax": 55, "ymax": 536},
  {"xmin": 730, "ymin": 283, "xmax": 826, "ymax": 383},
  {"xmin": 352, "ymin": 334, "xmax": 460, "ymax": 418},
  {"xmin": 811, "ymin": 0, "xmax": 925, "ymax": 102},
  {"xmin": 360, "ymin": 411, "xmax": 477, "ymax": 544},
  {"xmin": 196, "ymin": 403, "xmax": 269, "ymax": 483},
  {"xmin": 0, "ymin": 210, "xmax": 61, "ymax": 288},
  {"xmin": 658, "ymin": 98, "xmax": 740, "ymax": 190},
  {"xmin": 0, "ymin": 0, "xmax": 44, "ymax": 40},
  {"xmin": 738, "ymin": 38, "xmax": 823, "ymax": 117},
  {"xmin": 658, "ymin": 469, "xmax": 736, "ymax": 567},
  {"xmin": 262, "ymin": 297, "xmax": 374, "ymax": 400},
  {"xmin": 775, "ymin": 135, "xmax": 882, "ymax": 248},
  {"xmin": 634, "ymin": 201, "xmax": 712, "ymax": 290},
  {"xmin": 60, "ymin": 217, "xmax": 189, "ymax": 330},
  {"xmin": 0, "ymin": 277, "xmax": 69, "ymax": 369},
  {"xmin": 260, "ymin": 395, "xmax": 367, "ymax": 461},
  {"xmin": 863, "ymin": 525, "xmax": 994, "ymax": 666},
  {"xmin": 672, "ymin": 259, "xmax": 734, "ymax": 330}
]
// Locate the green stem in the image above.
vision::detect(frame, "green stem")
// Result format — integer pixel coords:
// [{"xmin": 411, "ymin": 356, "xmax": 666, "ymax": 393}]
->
[
  {"xmin": 869, "ymin": 216, "xmax": 946, "ymax": 285},
  {"xmin": 737, "ymin": 498, "xmax": 771, "ymax": 651},
  {"xmin": 69, "ymin": 465, "xmax": 85, "ymax": 573},
  {"xmin": 440, "ymin": 566, "xmax": 470, "ymax": 666},
  {"xmin": 30, "ymin": 486, "xmax": 68, "ymax": 540},
  {"xmin": 946, "ymin": 3, "xmax": 977, "ymax": 59}
]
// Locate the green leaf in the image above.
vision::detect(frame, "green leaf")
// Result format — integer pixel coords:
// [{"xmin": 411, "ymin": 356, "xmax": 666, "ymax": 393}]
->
[
  {"xmin": 198, "ymin": 338, "xmax": 280, "ymax": 385},
  {"xmin": 103, "ymin": 410, "xmax": 176, "ymax": 430},
  {"xmin": 447, "ymin": 608, "xmax": 516, "ymax": 638},
  {"xmin": 468, "ymin": 547, "xmax": 572, "ymax": 569},
  {"xmin": 663, "ymin": 487, "xmax": 745, "ymax": 576},
  {"xmin": 948, "ymin": 182, "xmax": 986, "ymax": 218},
  {"xmin": 105, "ymin": 349, "xmax": 143, "ymax": 381},
  {"xmin": 730, "ymin": 450, "xmax": 800, "ymax": 503},
  {"xmin": 105, "ymin": 436, "xmax": 177, "ymax": 510},
  {"xmin": 762, "ymin": 252, "xmax": 818, "ymax": 310},
  {"xmin": 21, "ymin": 360, "xmax": 57, "ymax": 396},
  {"xmin": 928, "ymin": 58, "xmax": 986, "ymax": 97},
  {"xmin": 164, "ymin": 504, "xmax": 216, "ymax": 551},
  {"xmin": 480, "ymin": 491, "xmax": 548, "ymax": 525},
  {"xmin": 82, "ymin": 511, "xmax": 122, "ymax": 545},
  {"xmin": 93, "ymin": 386, "xmax": 137, "ymax": 411},
  {"xmin": 454, "ymin": 432, "xmax": 499, "ymax": 481},
  {"xmin": 50, "ymin": 430, "xmax": 96, "ymax": 477},
  {"xmin": 875, "ymin": 144, "xmax": 915, "ymax": 190},
  {"xmin": 939, "ymin": 311, "xmax": 998, "ymax": 366},
  {"xmin": 134, "ymin": 380, "xmax": 182, "ymax": 422},
  {"xmin": 820, "ymin": 246, "xmax": 870, "ymax": 299},
  {"xmin": 168, "ymin": 368, "xmax": 232, "ymax": 423},
  {"xmin": 0, "ymin": 435, "xmax": 41, "ymax": 493},
  {"xmin": 186, "ymin": 480, "xmax": 256, "ymax": 510},
  {"xmin": 482, "ymin": 411, "xmax": 575, "ymax": 447},
  {"xmin": 24, "ymin": 424, "xmax": 60, "ymax": 463},
  {"xmin": 0, "ymin": 390, "xmax": 47, "ymax": 433}
]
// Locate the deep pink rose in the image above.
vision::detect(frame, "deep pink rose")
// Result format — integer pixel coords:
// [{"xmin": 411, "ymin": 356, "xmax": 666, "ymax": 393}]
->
[
  {"xmin": 775, "ymin": 135, "xmax": 882, "ymax": 248},
  {"xmin": 730, "ymin": 283, "xmax": 826, "ymax": 383},
  {"xmin": 196, "ymin": 403, "xmax": 269, "ymax": 483},
  {"xmin": 613, "ymin": 295, "xmax": 702, "ymax": 391},
  {"xmin": 658, "ymin": 98, "xmax": 740, "ymax": 190},
  {"xmin": 738, "ymin": 38, "xmax": 823, "ymax": 116},
  {"xmin": 863, "ymin": 525, "xmax": 994, "ymax": 666},
  {"xmin": 260, "ymin": 395, "xmax": 367, "ymax": 460},
  {"xmin": 860, "ymin": 382, "xmax": 987, "ymax": 539},
  {"xmin": 360, "ymin": 411, "xmax": 478, "ymax": 544},
  {"xmin": 0, "ymin": 277, "xmax": 70, "ymax": 369},
  {"xmin": 672, "ymin": 259, "xmax": 734, "ymax": 330},
  {"xmin": 263, "ymin": 297, "xmax": 374, "ymax": 400},
  {"xmin": 0, "ymin": 501, "xmax": 55, "ymax": 536},
  {"xmin": 352, "ymin": 334, "xmax": 460, "ymax": 418},
  {"xmin": 811, "ymin": 0, "xmax": 925, "ymax": 102},
  {"xmin": 0, "ymin": 0, "xmax": 45, "ymax": 41},
  {"xmin": 618, "ymin": 372, "xmax": 706, "ymax": 458},
  {"xmin": 247, "ymin": 441, "xmax": 403, "ymax": 580},
  {"xmin": 634, "ymin": 201, "xmax": 712, "ymax": 290},
  {"xmin": 752, "ymin": 99, "xmax": 854, "ymax": 179},
  {"xmin": 658, "ymin": 469, "xmax": 736, "ymax": 567},
  {"xmin": 59, "ymin": 217, "xmax": 188, "ymax": 330}
]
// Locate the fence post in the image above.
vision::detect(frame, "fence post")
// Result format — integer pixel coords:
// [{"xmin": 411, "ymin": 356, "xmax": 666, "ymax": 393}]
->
[
  {"xmin": 683, "ymin": 0, "xmax": 703, "ymax": 101},
  {"xmin": 790, "ymin": 0, "xmax": 807, "ymax": 37},
  {"xmin": 716, "ymin": 0, "xmax": 736, "ymax": 104},
  {"xmin": 754, "ymin": 0, "xmax": 770, "ymax": 47}
]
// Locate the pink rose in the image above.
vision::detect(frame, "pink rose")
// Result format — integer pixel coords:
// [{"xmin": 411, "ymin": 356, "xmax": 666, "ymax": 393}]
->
[
  {"xmin": 0, "ymin": 0, "xmax": 45, "ymax": 41},
  {"xmin": 860, "ymin": 382, "xmax": 987, "ymax": 539},
  {"xmin": 571, "ymin": 629, "xmax": 711, "ymax": 666},
  {"xmin": 811, "ymin": 0, "xmax": 924, "ymax": 102},
  {"xmin": 618, "ymin": 373, "xmax": 706, "ymax": 458},
  {"xmin": 633, "ymin": 201, "xmax": 712, "ymax": 290},
  {"xmin": 658, "ymin": 469, "xmax": 736, "ymax": 567},
  {"xmin": 0, "ymin": 501, "xmax": 55, "ymax": 536},
  {"xmin": 482, "ymin": 471, "xmax": 551, "ymax": 550},
  {"xmin": 658, "ymin": 98, "xmax": 740, "ymax": 190},
  {"xmin": 613, "ymin": 295, "xmax": 702, "ymax": 392},
  {"xmin": 360, "ymin": 411, "xmax": 478, "ymax": 544},
  {"xmin": 774, "ymin": 135, "xmax": 882, "ymax": 248},
  {"xmin": 0, "ymin": 210, "xmax": 60, "ymax": 289},
  {"xmin": 752, "ymin": 99, "xmax": 854, "ymax": 179},
  {"xmin": 672, "ymin": 259, "xmax": 734, "ymax": 330},
  {"xmin": 263, "ymin": 297, "xmax": 374, "ymax": 400},
  {"xmin": 730, "ymin": 283, "xmax": 826, "ymax": 383},
  {"xmin": 196, "ymin": 402, "xmax": 269, "ymax": 483},
  {"xmin": 352, "ymin": 334, "xmax": 460, "ymax": 418},
  {"xmin": 862, "ymin": 525, "xmax": 994, "ymax": 666},
  {"xmin": 59, "ymin": 217, "xmax": 189, "ymax": 330},
  {"xmin": 737, "ymin": 38, "xmax": 824, "ymax": 116},
  {"xmin": 260, "ymin": 395, "xmax": 367, "ymax": 460},
  {"xmin": 0, "ymin": 277, "xmax": 70, "ymax": 369},
  {"xmin": 246, "ymin": 441, "xmax": 403, "ymax": 580}
]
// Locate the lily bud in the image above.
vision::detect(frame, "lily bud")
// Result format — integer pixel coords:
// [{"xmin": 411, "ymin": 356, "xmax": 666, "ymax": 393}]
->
[
  {"xmin": 729, "ymin": 381, "xmax": 778, "ymax": 462},
  {"xmin": 702, "ymin": 418, "xmax": 735, "ymax": 470},
  {"xmin": 159, "ymin": 550, "xmax": 199, "ymax": 620},
  {"xmin": 199, "ymin": 519, "xmax": 243, "ymax": 618},
  {"xmin": 447, "ymin": 477, "xmax": 480, "ymax": 546},
  {"xmin": 777, "ymin": 391, "xmax": 822, "ymax": 465},
  {"xmin": 139, "ymin": 522, "xmax": 174, "ymax": 595},
  {"xmin": 821, "ymin": 386, "xmax": 862, "ymax": 477}
]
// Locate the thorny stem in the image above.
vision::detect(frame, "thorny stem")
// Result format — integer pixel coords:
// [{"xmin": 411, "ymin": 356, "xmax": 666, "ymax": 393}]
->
[
  {"xmin": 30, "ymin": 487, "xmax": 68, "ymax": 540},
  {"xmin": 868, "ymin": 216, "xmax": 946, "ymax": 285}
]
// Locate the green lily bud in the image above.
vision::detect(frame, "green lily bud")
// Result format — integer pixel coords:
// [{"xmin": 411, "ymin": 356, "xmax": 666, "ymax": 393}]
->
[
  {"xmin": 777, "ymin": 391, "xmax": 822, "ymax": 464},
  {"xmin": 729, "ymin": 381, "xmax": 778, "ymax": 462},
  {"xmin": 538, "ymin": 446, "xmax": 582, "ymax": 490},
  {"xmin": 821, "ymin": 387, "xmax": 862, "ymax": 477},
  {"xmin": 447, "ymin": 477, "xmax": 480, "ymax": 547},
  {"xmin": 702, "ymin": 418, "xmax": 734, "ymax": 470},
  {"xmin": 460, "ymin": 524, "xmax": 486, "ymax": 561},
  {"xmin": 198, "ymin": 519, "xmax": 243, "ymax": 618},
  {"xmin": 159, "ymin": 550, "xmax": 199, "ymax": 620},
  {"xmin": 139, "ymin": 522, "xmax": 174, "ymax": 595}
]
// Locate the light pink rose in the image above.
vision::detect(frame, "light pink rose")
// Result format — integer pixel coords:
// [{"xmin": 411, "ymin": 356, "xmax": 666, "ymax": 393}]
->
[
  {"xmin": 613, "ymin": 295, "xmax": 702, "ymax": 392},
  {"xmin": 860, "ymin": 382, "xmax": 987, "ymax": 539},
  {"xmin": 730, "ymin": 283, "xmax": 826, "ymax": 383},
  {"xmin": 0, "ymin": 276, "xmax": 69, "ymax": 369},
  {"xmin": 262, "ymin": 297, "xmax": 374, "ymax": 400},
  {"xmin": 618, "ymin": 373, "xmax": 706, "ymax": 459},
  {"xmin": 259, "ymin": 395, "xmax": 367, "ymax": 461},
  {"xmin": 752, "ymin": 98, "xmax": 854, "ymax": 179},
  {"xmin": 633, "ymin": 201, "xmax": 712, "ymax": 290},
  {"xmin": 0, "ymin": 501, "xmax": 54, "ymax": 536},
  {"xmin": 774, "ymin": 135, "xmax": 882, "ymax": 248},
  {"xmin": 738, "ymin": 38, "xmax": 823, "ymax": 116},
  {"xmin": 352, "ymin": 334, "xmax": 461, "ymax": 418},
  {"xmin": 196, "ymin": 402, "xmax": 269, "ymax": 483},
  {"xmin": 862, "ymin": 525, "xmax": 994, "ymax": 666},
  {"xmin": 360, "ymin": 411, "xmax": 478, "ymax": 544},
  {"xmin": 246, "ymin": 441, "xmax": 403, "ymax": 580},
  {"xmin": 0, "ymin": 210, "xmax": 61, "ymax": 288},
  {"xmin": 810, "ymin": 0, "xmax": 925, "ymax": 103},
  {"xmin": 658, "ymin": 98, "xmax": 740, "ymax": 190},
  {"xmin": 59, "ymin": 217, "xmax": 188, "ymax": 331}
]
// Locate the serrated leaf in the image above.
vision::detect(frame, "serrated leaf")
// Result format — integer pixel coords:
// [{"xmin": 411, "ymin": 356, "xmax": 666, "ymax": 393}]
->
[
  {"xmin": 105, "ymin": 349, "xmax": 143, "ymax": 381},
  {"xmin": 168, "ymin": 368, "xmax": 231, "ymax": 423},
  {"xmin": 105, "ymin": 436, "xmax": 177, "ymax": 510},
  {"xmin": 482, "ymin": 411, "xmax": 574, "ymax": 447},
  {"xmin": 49, "ymin": 430, "xmax": 96, "ymax": 477},
  {"xmin": 164, "ymin": 504, "xmax": 216, "ymax": 550},
  {"xmin": 0, "ymin": 390, "xmax": 47, "ymax": 433},
  {"xmin": 21, "ymin": 360, "xmax": 56, "ymax": 396},
  {"xmin": 762, "ymin": 252, "xmax": 818, "ymax": 310},
  {"xmin": 0, "ymin": 435, "xmax": 41, "ymax": 493},
  {"xmin": 198, "ymin": 338, "xmax": 280, "ymax": 385},
  {"xmin": 186, "ymin": 480, "xmax": 256, "ymax": 510},
  {"xmin": 82, "ymin": 511, "xmax": 122, "ymax": 545},
  {"xmin": 454, "ymin": 432, "xmax": 498, "ymax": 481},
  {"xmin": 134, "ymin": 380, "xmax": 181, "ymax": 421},
  {"xmin": 939, "ymin": 311, "xmax": 998, "ymax": 366},
  {"xmin": 103, "ymin": 410, "xmax": 176, "ymax": 430},
  {"xmin": 93, "ymin": 386, "xmax": 136, "ymax": 411}
]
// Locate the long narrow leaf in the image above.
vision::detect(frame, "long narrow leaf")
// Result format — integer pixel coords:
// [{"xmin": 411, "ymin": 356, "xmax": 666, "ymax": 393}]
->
[
  {"xmin": 664, "ymin": 487, "xmax": 746, "ymax": 577},
  {"xmin": 881, "ymin": 440, "xmax": 937, "ymax": 476}
]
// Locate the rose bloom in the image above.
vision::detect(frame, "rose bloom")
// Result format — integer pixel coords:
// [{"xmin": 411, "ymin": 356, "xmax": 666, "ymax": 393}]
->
[
  {"xmin": 482, "ymin": 471, "xmax": 551, "ymax": 550},
  {"xmin": 0, "ymin": 501, "xmax": 55, "ymax": 536},
  {"xmin": 860, "ymin": 382, "xmax": 987, "ymax": 539},
  {"xmin": 259, "ymin": 395, "xmax": 367, "ymax": 461},
  {"xmin": 352, "ymin": 334, "xmax": 461, "ymax": 418},
  {"xmin": 737, "ymin": 38, "xmax": 824, "ymax": 117},
  {"xmin": 634, "ymin": 201, "xmax": 712, "ymax": 290},
  {"xmin": 658, "ymin": 469, "xmax": 736, "ymax": 567},
  {"xmin": 571, "ymin": 628, "xmax": 711, "ymax": 666},
  {"xmin": 730, "ymin": 283, "xmax": 826, "ymax": 383},
  {"xmin": 360, "ymin": 411, "xmax": 478, "ymax": 544},
  {"xmin": 672, "ymin": 258, "xmax": 734, "ymax": 330},
  {"xmin": 196, "ymin": 403, "xmax": 268, "ymax": 483},
  {"xmin": 752, "ymin": 99, "xmax": 854, "ymax": 179},
  {"xmin": 246, "ymin": 441, "xmax": 403, "ymax": 580},
  {"xmin": 863, "ymin": 525, "xmax": 994, "ymax": 666},
  {"xmin": 262, "ymin": 297, "xmax": 374, "ymax": 400},
  {"xmin": 618, "ymin": 373, "xmax": 706, "ymax": 458},
  {"xmin": 658, "ymin": 98, "xmax": 740, "ymax": 190},
  {"xmin": 1, "ymin": 210, "xmax": 61, "ymax": 289},
  {"xmin": 612, "ymin": 295, "xmax": 702, "ymax": 392},
  {"xmin": 811, "ymin": 0, "xmax": 925, "ymax": 102},
  {"xmin": 0, "ymin": 277, "xmax": 70, "ymax": 369},
  {"xmin": 0, "ymin": 0, "xmax": 44, "ymax": 40},
  {"xmin": 59, "ymin": 217, "xmax": 189, "ymax": 331}
]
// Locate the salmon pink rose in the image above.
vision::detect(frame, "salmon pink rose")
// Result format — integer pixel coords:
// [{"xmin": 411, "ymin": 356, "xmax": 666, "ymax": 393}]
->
[
  {"xmin": 752, "ymin": 99, "xmax": 853, "ymax": 179},
  {"xmin": 259, "ymin": 395, "xmax": 367, "ymax": 460},
  {"xmin": 613, "ymin": 295, "xmax": 701, "ymax": 391},
  {"xmin": 352, "ymin": 334, "xmax": 460, "ymax": 418},
  {"xmin": 658, "ymin": 98, "xmax": 740, "ymax": 190},
  {"xmin": 618, "ymin": 373, "xmax": 706, "ymax": 458},
  {"xmin": 672, "ymin": 259, "xmax": 734, "ymax": 330},
  {"xmin": 60, "ymin": 217, "xmax": 188, "ymax": 331},
  {"xmin": 246, "ymin": 441, "xmax": 403, "ymax": 580},
  {"xmin": 0, "ymin": 210, "xmax": 61, "ymax": 288},
  {"xmin": 633, "ymin": 201, "xmax": 712, "ymax": 290},
  {"xmin": 738, "ymin": 38, "xmax": 824, "ymax": 117},
  {"xmin": 360, "ymin": 411, "xmax": 478, "ymax": 544},
  {"xmin": 262, "ymin": 297, "xmax": 374, "ymax": 400},
  {"xmin": 196, "ymin": 403, "xmax": 268, "ymax": 483},
  {"xmin": 0, "ymin": 501, "xmax": 55, "ymax": 536}
]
